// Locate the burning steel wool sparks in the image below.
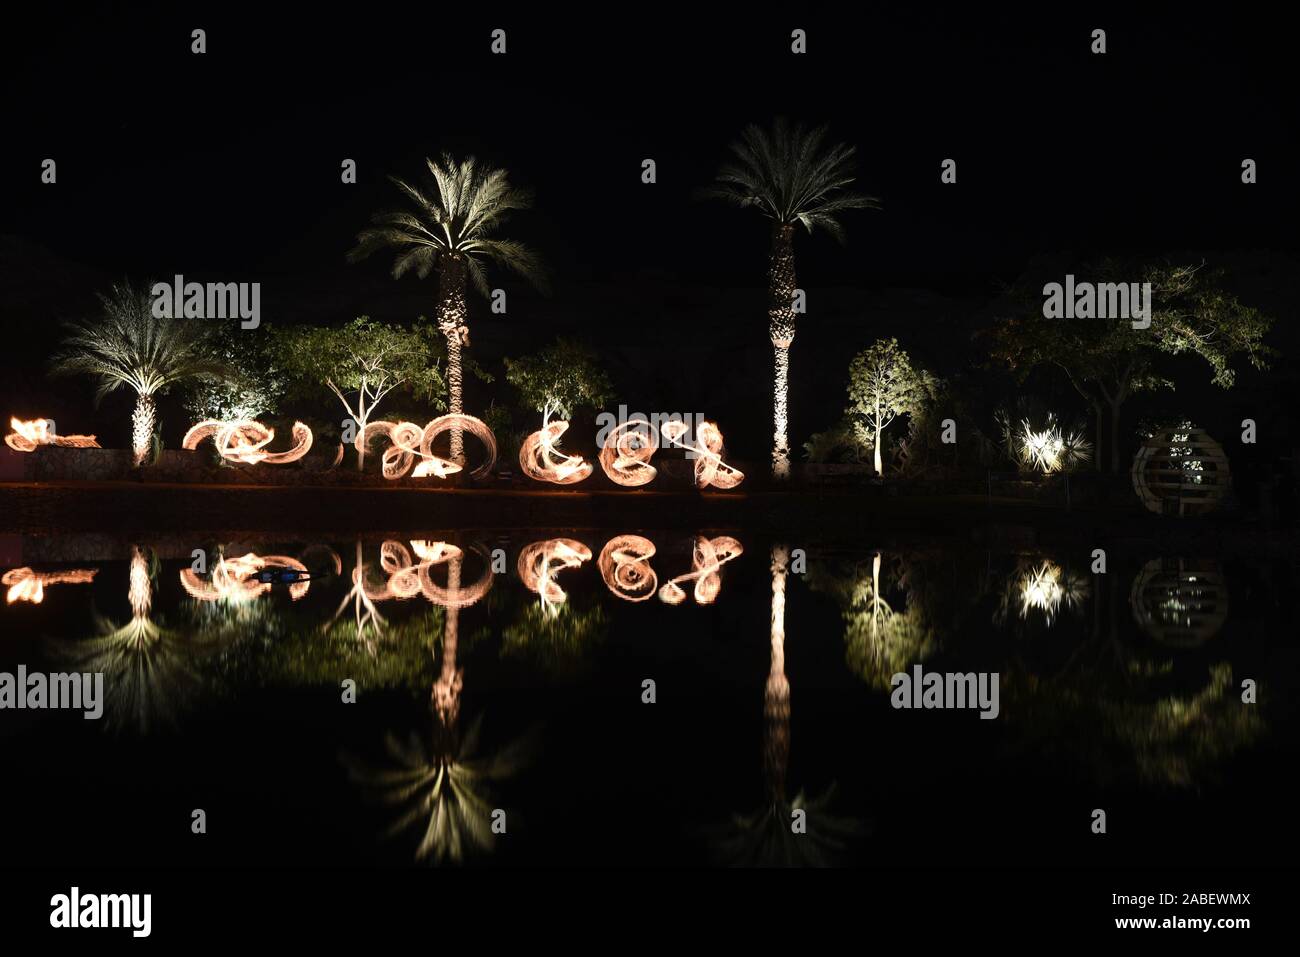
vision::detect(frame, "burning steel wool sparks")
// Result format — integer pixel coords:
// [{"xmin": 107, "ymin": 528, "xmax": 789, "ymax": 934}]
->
[
  {"xmin": 660, "ymin": 420, "xmax": 745, "ymax": 489},
  {"xmin": 659, "ymin": 535, "xmax": 744, "ymax": 605},
  {"xmin": 597, "ymin": 535, "xmax": 658, "ymax": 601},
  {"xmin": 4, "ymin": 417, "xmax": 100, "ymax": 453},
  {"xmin": 518, "ymin": 538, "xmax": 592, "ymax": 613},
  {"xmin": 361, "ymin": 414, "xmax": 497, "ymax": 480},
  {"xmin": 519, "ymin": 404, "xmax": 593, "ymax": 485},
  {"xmin": 2, "ymin": 567, "xmax": 98, "ymax": 604},
  {"xmin": 182, "ymin": 419, "xmax": 313, "ymax": 464},
  {"xmin": 598, "ymin": 420, "xmax": 659, "ymax": 487}
]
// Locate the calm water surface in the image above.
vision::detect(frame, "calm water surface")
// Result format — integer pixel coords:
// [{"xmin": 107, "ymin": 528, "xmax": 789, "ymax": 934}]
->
[{"xmin": 1, "ymin": 530, "xmax": 1293, "ymax": 867}]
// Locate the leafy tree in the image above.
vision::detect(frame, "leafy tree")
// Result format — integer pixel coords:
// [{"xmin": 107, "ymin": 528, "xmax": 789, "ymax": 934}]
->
[
  {"xmin": 349, "ymin": 154, "xmax": 548, "ymax": 463},
  {"xmin": 987, "ymin": 259, "xmax": 1276, "ymax": 472},
  {"xmin": 185, "ymin": 328, "xmax": 286, "ymax": 423},
  {"xmin": 275, "ymin": 316, "xmax": 445, "ymax": 470},
  {"xmin": 704, "ymin": 119, "xmax": 878, "ymax": 479},
  {"xmin": 50, "ymin": 279, "xmax": 226, "ymax": 465},
  {"xmin": 844, "ymin": 338, "xmax": 936, "ymax": 477},
  {"xmin": 503, "ymin": 337, "xmax": 614, "ymax": 420}
]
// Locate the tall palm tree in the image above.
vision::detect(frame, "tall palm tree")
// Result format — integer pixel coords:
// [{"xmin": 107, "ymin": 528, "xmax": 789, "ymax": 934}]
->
[
  {"xmin": 349, "ymin": 155, "xmax": 547, "ymax": 463},
  {"xmin": 705, "ymin": 119, "xmax": 878, "ymax": 479},
  {"xmin": 50, "ymin": 280, "xmax": 221, "ymax": 466}
]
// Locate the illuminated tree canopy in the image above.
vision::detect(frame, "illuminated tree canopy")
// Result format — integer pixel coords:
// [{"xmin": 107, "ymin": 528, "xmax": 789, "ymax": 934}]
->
[
  {"xmin": 987, "ymin": 259, "xmax": 1277, "ymax": 472},
  {"xmin": 276, "ymin": 316, "xmax": 445, "ymax": 470},
  {"xmin": 50, "ymin": 279, "xmax": 227, "ymax": 466}
]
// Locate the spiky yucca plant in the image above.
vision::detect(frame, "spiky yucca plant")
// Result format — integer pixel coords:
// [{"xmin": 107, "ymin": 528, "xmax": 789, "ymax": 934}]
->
[
  {"xmin": 705, "ymin": 119, "xmax": 878, "ymax": 479},
  {"xmin": 50, "ymin": 280, "xmax": 221, "ymax": 466},
  {"xmin": 349, "ymin": 155, "xmax": 547, "ymax": 463}
]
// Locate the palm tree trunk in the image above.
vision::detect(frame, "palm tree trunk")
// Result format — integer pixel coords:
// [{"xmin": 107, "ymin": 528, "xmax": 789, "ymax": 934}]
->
[
  {"xmin": 437, "ymin": 255, "xmax": 469, "ymax": 466},
  {"xmin": 768, "ymin": 224, "xmax": 797, "ymax": 480},
  {"xmin": 772, "ymin": 344, "xmax": 790, "ymax": 479},
  {"xmin": 131, "ymin": 393, "xmax": 155, "ymax": 467}
]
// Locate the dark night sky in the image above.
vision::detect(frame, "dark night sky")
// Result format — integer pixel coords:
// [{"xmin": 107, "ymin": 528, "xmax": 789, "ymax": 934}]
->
[{"xmin": 2, "ymin": 6, "xmax": 1297, "ymax": 458}]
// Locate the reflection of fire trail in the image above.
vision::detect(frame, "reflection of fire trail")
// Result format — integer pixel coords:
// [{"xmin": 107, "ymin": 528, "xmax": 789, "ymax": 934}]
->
[
  {"xmin": 3, "ymin": 567, "xmax": 97, "ymax": 604},
  {"xmin": 598, "ymin": 535, "xmax": 658, "ymax": 601},
  {"xmin": 598, "ymin": 420, "xmax": 658, "ymax": 487},
  {"xmin": 4, "ymin": 417, "xmax": 99, "ymax": 452},
  {"xmin": 332, "ymin": 541, "xmax": 493, "ymax": 655},
  {"xmin": 1016, "ymin": 560, "xmax": 1089, "ymax": 626},
  {"xmin": 361, "ymin": 414, "xmax": 497, "ymax": 480},
  {"xmin": 180, "ymin": 552, "xmax": 313, "ymax": 603},
  {"xmin": 660, "ymin": 420, "xmax": 744, "ymax": 489},
  {"xmin": 182, "ymin": 419, "xmax": 313, "ymax": 464},
  {"xmin": 517, "ymin": 539, "xmax": 592, "ymax": 614},
  {"xmin": 659, "ymin": 536, "xmax": 743, "ymax": 605},
  {"xmin": 519, "ymin": 405, "xmax": 592, "ymax": 485}
]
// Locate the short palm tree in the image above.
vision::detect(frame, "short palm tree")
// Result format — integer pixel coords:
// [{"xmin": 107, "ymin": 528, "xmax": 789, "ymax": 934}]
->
[
  {"xmin": 349, "ymin": 155, "xmax": 547, "ymax": 463},
  {"xmin": 705, "ymin": 119, "xmax": 878, "ymax": 479},
  {"xmin": 50, "ymin": 280, "xmax": 222, "ymax": 466}
]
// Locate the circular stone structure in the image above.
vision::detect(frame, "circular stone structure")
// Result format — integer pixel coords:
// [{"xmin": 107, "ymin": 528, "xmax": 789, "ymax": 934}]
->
[{"xmin": 1130, "ymin": 425, "xmax": 1230, "ymax": 516}]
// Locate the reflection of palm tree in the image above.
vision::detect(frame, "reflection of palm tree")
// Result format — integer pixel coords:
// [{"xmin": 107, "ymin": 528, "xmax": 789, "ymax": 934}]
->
[
  {"xmin": 54, "ymin": 546, "xmax": 221, "ymax": 732},
  {"xmin": 343, "ymin": 712, "xmax": 531, "ymax": 865},
  {"xmin": 712, "ymin": 545, "xmax": 864, "ymax": 866}
]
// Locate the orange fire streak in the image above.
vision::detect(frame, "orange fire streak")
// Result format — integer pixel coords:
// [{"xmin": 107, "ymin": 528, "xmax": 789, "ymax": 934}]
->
[
  {"xmin": 598, "ymin": 420, "xmax": 659, "ymax": 487},
  {"xmin": 183, "ymin": 419, "xmax": 313, "ymax": 464},
  {"xmin": 597, "ymin": 535, "xmax": 658, "ymax": 601},
  {"xmin": 2, "ymin": 567, "xmax": 98, "ymax": 604},
  {"xmin": 517, "ymin": 538, "xmax": 592, "ymax": 610},
  {"xmin": 179, "ymin": 552, "xmax": 313, "ymax": 602},
  {"xmin": 361, "ymin": 414, "xmax": 497, "ymax": 480},
  {"xmin": 658, "ymin": 535, "xmax": 744, "ymax": 605},
  {"xmin": 520, "ymin": 414, "xmax": 593, "ymax": 485},
  {"xmin": 4, "ymin": 417, "xmax": 99, "ymax": 453},
  {"xmin": 660, "ymin": 420, "xmax": 744, "ymax": 489}
]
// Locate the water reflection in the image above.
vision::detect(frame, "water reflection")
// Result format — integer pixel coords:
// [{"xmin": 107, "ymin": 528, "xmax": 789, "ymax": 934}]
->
[
  {"xmin": 54, "ymin": 546, "xmax": 222, "ymax": 732},
  {"xmin": 713, "ymin": 545, "xmax": 863, "ymax": 866},
  {"xmin": 1130, "ymin": 558, "xmax": 1228, "ymax": 647},
  {"xmin": 0, "ymin": 533, "xmax": 1279, "ymax": 863},
  {"xmin": 996, "ymin": 558, "xmax": 1090, "ymax": 629},
  {"xmin": 808, "ymin": 551, "xmax": 941, "ymax": 690}
]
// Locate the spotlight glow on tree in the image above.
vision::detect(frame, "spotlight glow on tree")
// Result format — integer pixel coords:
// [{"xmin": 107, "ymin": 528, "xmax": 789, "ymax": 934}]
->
[
  {"xmin": 705, "ymin": 119, "xmax": 878, "ymax": 479},
  {"xmin": 845, "ymin": 338, "xmax": 935, "ymax": 477},
  {"xmin": 50, "ymin": 280, "xmax": 224, "ymax": 466},
  {"xmin": 277, "ymin": 317, "xmax": 445, "ymax": 471},
  {"xmin": 349, "ymin": 154, "xmax": 548, "ymax": 464}
]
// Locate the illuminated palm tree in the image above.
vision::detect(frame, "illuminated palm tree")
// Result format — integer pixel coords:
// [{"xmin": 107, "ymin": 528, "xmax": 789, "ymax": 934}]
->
[
  {"xmin": 349, "ymin": 155, "xmax": 547, "ymax": 462},
  {"xmin": 50, "ymin": 280, "xmax": 222, "ymax": 466},
  {"xmin": 705, "ymin": 120, "xmax": 878, "ymax": 479}
]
